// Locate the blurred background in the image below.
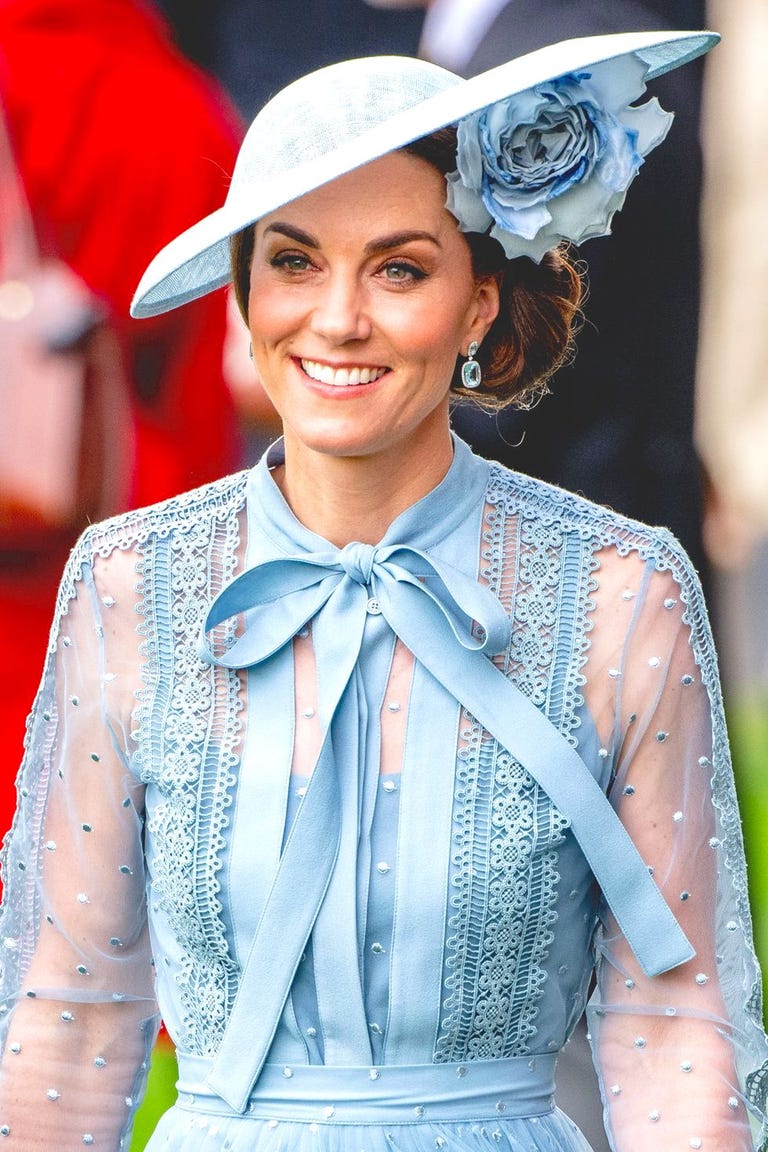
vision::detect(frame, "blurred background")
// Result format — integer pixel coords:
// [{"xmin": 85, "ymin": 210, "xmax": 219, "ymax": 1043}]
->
[{"xmin": 0, "ymin": 1, "xmax": 766, "ymax": 1148}]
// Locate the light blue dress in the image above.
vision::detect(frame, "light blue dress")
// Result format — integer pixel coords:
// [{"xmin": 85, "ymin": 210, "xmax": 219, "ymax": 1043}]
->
[{"xmin": 0, "ymin": 436, "xmax": 766, "ymax": 1151}]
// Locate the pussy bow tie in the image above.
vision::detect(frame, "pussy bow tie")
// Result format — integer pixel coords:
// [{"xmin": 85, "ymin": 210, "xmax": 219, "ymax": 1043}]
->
[{"xmin": 201, "ymin": 503, "xmax": 693, "ymax": 1114}]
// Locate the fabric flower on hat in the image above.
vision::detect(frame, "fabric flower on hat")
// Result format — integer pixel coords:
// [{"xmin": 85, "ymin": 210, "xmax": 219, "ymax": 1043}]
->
[{"xmin": 446, "ymin": 55, "xmax": 673, "ymax": 261}]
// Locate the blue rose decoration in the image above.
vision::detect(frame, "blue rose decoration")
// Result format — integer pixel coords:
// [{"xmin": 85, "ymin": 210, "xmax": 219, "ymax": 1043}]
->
[{"xmin": 446, "ymin": 56, "xmax": 673, "ymax": 261}]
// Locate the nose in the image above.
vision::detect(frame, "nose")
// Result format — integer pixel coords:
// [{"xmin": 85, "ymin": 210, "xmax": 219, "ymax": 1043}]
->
[{"xmin": 310, "ymin": 270, "xmax": 371, "ymax": 345}]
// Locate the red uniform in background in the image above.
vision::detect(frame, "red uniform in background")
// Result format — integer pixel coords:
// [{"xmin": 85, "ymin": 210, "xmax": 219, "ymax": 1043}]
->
[{"xmin": 0, "ymin": 0, "xmax": 244, "ymax": 827}]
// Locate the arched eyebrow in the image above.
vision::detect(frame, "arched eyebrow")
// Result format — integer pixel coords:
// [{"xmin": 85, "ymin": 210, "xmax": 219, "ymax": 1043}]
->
[
  {"xmin": 364, "ymin": 230, "xmax": 441, "ymax": 255},
  {"xmin": 263, "ymin": 223, "xmax": 441, "ymax": 254}
]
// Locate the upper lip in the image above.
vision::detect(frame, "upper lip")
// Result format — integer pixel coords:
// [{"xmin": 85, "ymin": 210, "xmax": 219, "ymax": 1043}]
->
[{"xmin": 297, "ymin": 356, "xmax": 388, "ymax": 371}]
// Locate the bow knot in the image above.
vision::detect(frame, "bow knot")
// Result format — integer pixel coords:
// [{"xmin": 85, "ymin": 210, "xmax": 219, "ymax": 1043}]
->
[{"xmin": 340, "ymin": 542, "xmax": 376, "ymax": 585}]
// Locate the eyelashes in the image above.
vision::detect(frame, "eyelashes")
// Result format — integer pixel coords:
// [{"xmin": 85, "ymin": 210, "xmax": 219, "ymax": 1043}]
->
[{"xmin": 268, "ymin": 251, "xmax": 429, "ymax": 285}]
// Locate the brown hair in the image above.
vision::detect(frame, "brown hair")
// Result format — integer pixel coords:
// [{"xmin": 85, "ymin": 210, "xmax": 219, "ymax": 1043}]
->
[{"xmin": 230, "ymin": 127, "xmax": 584, "ymax": 413}]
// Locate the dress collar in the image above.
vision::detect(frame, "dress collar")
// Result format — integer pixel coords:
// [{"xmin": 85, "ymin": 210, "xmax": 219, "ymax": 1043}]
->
[{"xmin": 246, "ymin": 433, "xmax": 491, "ymax": 560}]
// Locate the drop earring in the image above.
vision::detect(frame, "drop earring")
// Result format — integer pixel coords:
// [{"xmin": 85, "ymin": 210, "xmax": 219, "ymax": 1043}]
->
[
  {"xmin": 461, "ymin": 341, "xmax": 482, "ymax": 389},
  {"xmin": 248, "ymin": 342, "xmax": 254, "ymax": 361}
]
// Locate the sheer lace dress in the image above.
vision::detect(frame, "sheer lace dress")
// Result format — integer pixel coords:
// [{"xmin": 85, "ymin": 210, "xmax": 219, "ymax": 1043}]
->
[{"xmin": 0, "ymin": 437, "xmax": 765, "ymax": 1152}]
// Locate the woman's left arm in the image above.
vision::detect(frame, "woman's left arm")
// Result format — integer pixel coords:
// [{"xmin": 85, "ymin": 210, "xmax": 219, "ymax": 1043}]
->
[{"xmin": 585, "ymin": 542, "xmax": 768, "ymax": 1151}]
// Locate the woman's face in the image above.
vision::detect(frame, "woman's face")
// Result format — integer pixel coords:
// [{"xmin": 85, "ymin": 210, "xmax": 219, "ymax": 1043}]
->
[{"xmin": 247, "ymin": 150, "xmax": 499, "ymax": 467}]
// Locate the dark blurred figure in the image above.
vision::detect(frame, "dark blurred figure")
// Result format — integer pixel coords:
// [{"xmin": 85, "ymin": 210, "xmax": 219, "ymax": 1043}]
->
[
  {"xmin": 0, "ymin": 0, "xmax": 242, "ymax": 827},
  {"xmin": 152, "ymin": 0, "xmax": 425, "ymax": 117},
  {"xmin": 441, "ymin": 0, "xmax": 709, "ymax": 583}
]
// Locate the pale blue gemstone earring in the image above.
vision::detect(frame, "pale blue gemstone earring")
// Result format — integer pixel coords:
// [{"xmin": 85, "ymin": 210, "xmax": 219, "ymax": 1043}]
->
[{"xmin": 462, "ymin": 341, "xmax": 481, "ymax": 389}]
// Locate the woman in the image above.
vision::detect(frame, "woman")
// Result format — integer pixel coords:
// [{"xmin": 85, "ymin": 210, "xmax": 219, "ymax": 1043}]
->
[{"xmin": 0, "ymin": 28, "xmax": 766, "ymax": 1152}]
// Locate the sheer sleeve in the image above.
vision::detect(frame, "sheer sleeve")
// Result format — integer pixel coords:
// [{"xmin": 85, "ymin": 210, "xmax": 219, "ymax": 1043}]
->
[
  {"xmin": 0, "ymin": 535, "xmax": 158, "ymax": 1149},
  {"xmin": 583, "ymin": 538, "xmax": 768, "ymax": 1151}
]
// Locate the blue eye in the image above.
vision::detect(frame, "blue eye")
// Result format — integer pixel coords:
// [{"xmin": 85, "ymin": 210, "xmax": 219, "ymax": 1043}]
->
[
  {"xmin": 271, "ymin": 252, "xmax": 312, "ymax": 271},
  {"xmin": 383, "ymin": 261, "xmax": 425, "ymax": 283}
]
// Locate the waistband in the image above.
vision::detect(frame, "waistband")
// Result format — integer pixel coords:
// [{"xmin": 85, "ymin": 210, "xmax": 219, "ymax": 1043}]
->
[{"xmin": 175, "ymin": 1054, "xmax": 557, "ymax": 1125}]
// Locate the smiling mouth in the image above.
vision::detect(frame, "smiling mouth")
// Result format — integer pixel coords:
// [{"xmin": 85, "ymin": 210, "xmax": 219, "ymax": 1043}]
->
[{"xmin": 300, "ymin": 359, "xmax": 389, "ymax": 387}]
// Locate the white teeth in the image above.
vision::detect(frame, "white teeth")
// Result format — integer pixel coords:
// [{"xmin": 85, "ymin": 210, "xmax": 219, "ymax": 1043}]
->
[{"xmin": 301, "ymin": 359, "xmax": 386, "ymax": 387}]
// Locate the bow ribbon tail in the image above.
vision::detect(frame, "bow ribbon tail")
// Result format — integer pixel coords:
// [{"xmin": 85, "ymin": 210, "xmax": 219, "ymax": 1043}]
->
[
  {"xmin": 206, "ymin": 582, "xmax": 369, "ymax": 1113},
  {"xmin": 378, "ymin": 579, "xmax": 694, "ymax": 979}
]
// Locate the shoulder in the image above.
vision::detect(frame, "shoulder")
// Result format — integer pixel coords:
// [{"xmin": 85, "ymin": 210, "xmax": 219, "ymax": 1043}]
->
[
  {"xmin": 62, "ymin": 470, "xmax": 250, "ymax": 594},
  {"xmin": 486, "ymin": 459, "xmax": 700, "ymax": 585}
]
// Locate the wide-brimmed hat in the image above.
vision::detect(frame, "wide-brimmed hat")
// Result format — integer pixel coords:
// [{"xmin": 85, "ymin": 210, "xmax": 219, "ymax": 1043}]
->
[{"xmin": 131, "ymin": 29, "xmax": 717, "ymax": 319}]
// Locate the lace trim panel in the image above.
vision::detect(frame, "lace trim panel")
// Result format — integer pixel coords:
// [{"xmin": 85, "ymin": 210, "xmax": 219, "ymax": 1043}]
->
[{"xmin": 133, "ymin": 476, "xmax": 246, "ymax": 1055}]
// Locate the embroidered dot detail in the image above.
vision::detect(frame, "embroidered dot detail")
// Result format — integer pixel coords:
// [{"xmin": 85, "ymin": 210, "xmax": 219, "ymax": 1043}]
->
[
  {"xmin": 46, "ymin": 1089, "xmax": 60, "ymax": 1101},
  {"xmin": 370, "ymin": 942, "xmax": 385, "ymax": 955},
  {"xmin": 282, "ymin": 1067, "xmax": 293, "ymax": 1079},
  {"xmin": 0, "ymin": 1126, "xmax": 9, "ymax": 1136},
  {"xmin": 709, "ymin": 838, "xmax": 721, "ymax": 849},
  {"xmin": 610, "ymin": 1085, "xmax": 621, "ymax": 1096},
  {"xmin": 698, "ymin": 756, "xmax": 711, "ymax": 768},
  {"xmin": 76, "ymin": 894, "xmax": 90, "ymax": 904},
  {"xmin": 608, "ymin": 668, "xmax": 621, "ymax": 679},
  {"xmin": 94, "ymin": 1057, "xmax": 107, "ymax": 1069},
  {"xmin": 673, "ymin": 811, "xmax": 683, "ymax": 823},
  {"xmin": 598, "ymin": 747, "xmax": 608, "ymax": 759},
  {"xmin": 681, "ymin": 674, "xmax": 694, "ymax": 686},
  {"xmin": 9, "ymin": 1044, "xmax": 20, "ymax": 1055},
  {"xmin": 61, "ymin": 1011, "xmax": 74, "ymax": 1023},
  {"xmin": 306, "ymin": 1027, "xmax": 317, "ymax": 1038},
  {"xmin": 681, "ymin": 1061, "xmax": 693, "ymax": 1072},
  {"xmin": 634, "ymin": 1037, "xmax": 646, "ymax": 1048},
  {"xmin": 689, "ymin": 1139, "xmax": 702, "ymax": 1149},
  {"xmin": 695, "ymin": 973, "xmax": 709, "ymax": 986},
  {"xmin": 382, "ymin": 780, "xmax": 397, "ymax": 793},
  {"xmin": 83, "ymin": 1136, "xmax": 94, "ymax": 1146},
  {"xmin": 727, "ymin": 920, "xmax": 738, "ymax": 932},
  {"xmin": 376, "ymin": 862, "xmax": 390, "ymax": 875},
  {"xmin": 680, "ymin": 891, "xmax": 690, "ymax": 901},
  {"xmin": 623, "ymin": 785, "xmax": 635, "ymax": 796},
  {"xmin": 414, "ymin": 1106, "xmax": 425, "ymax": 1119},
  {"xmin": 648, "ymin": 657, "xmax": 661, "ymax": 668},
  {"xmin": 656, "ymin": 731, "xmax": 668, "ymax": 743},
  {"xmin": 301, "ymin": 708, "xmax": 315, "ymax": 719},
  {"xmin": 728, "ymin": 1097, "xmax": 739, "ymax": 1110},
  {"xmin": 649, "ymin": 1111, "xmax": 660, "ymax": 1122},
  {"xmin": 369, "ymin": 1069, "xmax": 380, "ymax": 1080},
  {"xmin": 624, "ymin": 979, "xmax": 635, "ymax": 990},
  {"xmin": 387, "ymin": 702, "xmax": 401, "ymax": 713}
]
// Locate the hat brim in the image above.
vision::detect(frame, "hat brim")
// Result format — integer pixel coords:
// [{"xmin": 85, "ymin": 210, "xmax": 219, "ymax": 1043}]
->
[{"xmin": 131, "ymin": 29, "xmax": 717, "ymax": 319}]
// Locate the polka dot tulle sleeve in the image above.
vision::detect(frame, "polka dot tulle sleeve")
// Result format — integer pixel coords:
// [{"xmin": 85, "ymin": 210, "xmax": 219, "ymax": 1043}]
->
[
  {"xmin": 583, "ymin": 545, "xmax": 767, "ymax": 1151},
  {"xmin": 0, "ymin": 539, "xmax": 158, "ymax": 1149}
]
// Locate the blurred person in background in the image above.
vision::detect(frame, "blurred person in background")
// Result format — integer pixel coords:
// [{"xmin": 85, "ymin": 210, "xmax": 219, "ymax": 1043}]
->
[
  {"xmin": 151, "ymin": 0, "xmax": 425, "ymax": 119},
  {"xmin": 695, "ymin": 0, "xmax": 768, "ymax": 989},
  {"xmin": 0, "ymin": 0, "xmax": 243, "ymax": 831}
]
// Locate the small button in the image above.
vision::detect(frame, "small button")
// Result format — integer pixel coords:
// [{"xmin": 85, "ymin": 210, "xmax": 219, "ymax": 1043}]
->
[{"xmin": 366, "ymin": 598, "xmax": 382, "ymax": 615}]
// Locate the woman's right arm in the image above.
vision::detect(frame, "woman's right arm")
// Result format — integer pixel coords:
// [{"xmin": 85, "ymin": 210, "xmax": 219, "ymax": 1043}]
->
[{"xmin": 0, "ymin": 538, "xmax": 158, "ymax": 1149}]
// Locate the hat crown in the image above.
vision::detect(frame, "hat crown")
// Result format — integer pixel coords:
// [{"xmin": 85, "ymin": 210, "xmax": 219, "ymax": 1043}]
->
[{"xmin": 232, "ymin": 56, "xmax": 460, "ymax": 189}]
